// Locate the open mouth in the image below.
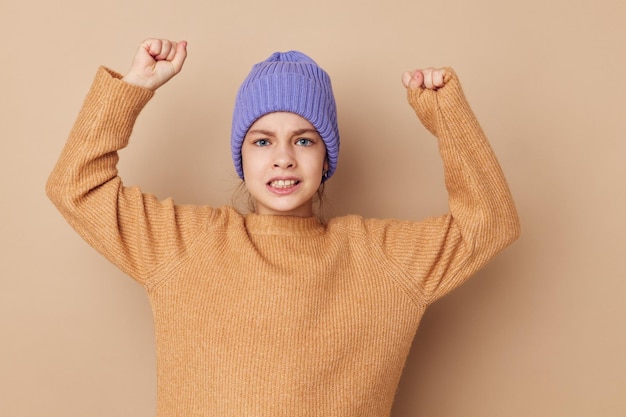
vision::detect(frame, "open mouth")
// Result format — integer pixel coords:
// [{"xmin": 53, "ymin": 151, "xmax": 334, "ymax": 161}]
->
[{"xmin": 268, "ymin": 179, "xmax": 299, "ymax": 189}]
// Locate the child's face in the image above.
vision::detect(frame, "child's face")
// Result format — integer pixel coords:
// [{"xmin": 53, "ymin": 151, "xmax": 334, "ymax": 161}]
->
[{"xmin": 241, "ymin": 112, "xmax": 328, "ymax": 217}]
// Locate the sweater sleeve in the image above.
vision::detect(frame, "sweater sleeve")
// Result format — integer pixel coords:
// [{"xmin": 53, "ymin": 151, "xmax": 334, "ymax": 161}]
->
[
  {"xmin": 46, "ymin": 67, "xmax": 210, "ymax": 286},
  {"xmin": 371, "ymin": 68, "xmax": 521, "ymax": 305}
]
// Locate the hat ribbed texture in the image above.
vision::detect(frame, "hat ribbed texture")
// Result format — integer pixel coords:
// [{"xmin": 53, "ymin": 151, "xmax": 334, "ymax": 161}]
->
[{"xmin": 231, "ymin": 51, "xmax": 339, "ymax": 181}]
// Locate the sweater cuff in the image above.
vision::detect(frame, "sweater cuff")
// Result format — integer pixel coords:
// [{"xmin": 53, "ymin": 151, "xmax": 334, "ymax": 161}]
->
[
  {"xmin": 89, "ymin": 66, "xmax": 155, "ymax": 118},
  {"xmin": 406, "ymin": 68, "xmax": 479, "ymax": 139}
]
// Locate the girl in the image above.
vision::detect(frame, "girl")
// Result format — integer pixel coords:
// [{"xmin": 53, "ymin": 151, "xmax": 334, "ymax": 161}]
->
[{"xmin": 47, "ymin": 39, "xmax": 520, "ymax": 417}]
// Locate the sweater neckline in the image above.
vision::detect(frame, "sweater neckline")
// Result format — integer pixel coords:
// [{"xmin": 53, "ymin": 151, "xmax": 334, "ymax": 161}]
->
[{"xmin": 244, "ymin": 213, "xmax": 326, "ymax": 236}]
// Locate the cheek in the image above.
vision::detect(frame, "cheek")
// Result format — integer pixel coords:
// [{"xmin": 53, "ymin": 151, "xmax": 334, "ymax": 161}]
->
[
  {"xmin": 241, "ymin": 149, "xmax": 261, "ymax": 175},
  {"xmin": 313, "ymin": 150, "xmax": 328, "ymax": 172}
]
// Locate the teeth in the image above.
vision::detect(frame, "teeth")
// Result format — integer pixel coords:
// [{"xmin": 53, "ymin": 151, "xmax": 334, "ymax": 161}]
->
[{"xmin": 270, "ymin": 179, "xmax": 298, "ymax": 188}]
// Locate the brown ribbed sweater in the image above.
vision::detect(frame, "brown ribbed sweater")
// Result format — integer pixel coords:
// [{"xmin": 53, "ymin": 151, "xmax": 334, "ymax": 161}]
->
[{"xmin": 47, "ymin": 67, "xmax": 520, "ymax": 417}]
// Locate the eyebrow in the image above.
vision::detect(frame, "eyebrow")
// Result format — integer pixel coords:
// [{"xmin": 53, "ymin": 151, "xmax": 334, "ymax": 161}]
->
[{"xmin": 246, "ymin": 128, "xmax": 320, "ymax": 137}]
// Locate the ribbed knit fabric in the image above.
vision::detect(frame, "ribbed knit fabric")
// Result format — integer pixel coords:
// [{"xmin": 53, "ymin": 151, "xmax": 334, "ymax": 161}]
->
[{"xmin": 46, "ymin": 67, "xmax": 520, "ymax": 417}]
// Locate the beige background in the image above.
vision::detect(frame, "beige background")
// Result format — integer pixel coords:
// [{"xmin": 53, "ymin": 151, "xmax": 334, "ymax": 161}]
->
[{"xmin": 2, "ymin": 0, "xmax": 625, "ymax": 415}]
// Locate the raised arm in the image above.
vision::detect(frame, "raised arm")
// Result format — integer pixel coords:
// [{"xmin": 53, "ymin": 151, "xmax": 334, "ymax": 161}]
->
[
  {"xmin": 396, "ymin": 67, "xmax": 521, "ymax": 303},
  {"xmin": 46, "ymin": 39, "xmax": 206, "ymax": 286}
]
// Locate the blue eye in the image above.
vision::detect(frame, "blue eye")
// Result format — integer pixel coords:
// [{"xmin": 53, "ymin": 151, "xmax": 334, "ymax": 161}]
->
[
  {"xmin": 254, "ymin": 139, "xmax": 270, "ymax": 147},
  {"xmin": 296, "ymin": 138, "xmax": 313, "ymax": 146}
]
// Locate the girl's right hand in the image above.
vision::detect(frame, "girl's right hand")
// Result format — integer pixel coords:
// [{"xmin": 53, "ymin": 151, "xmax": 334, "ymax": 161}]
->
[{"xmin": 122, "ymin": 39, "xmax": 188, "ymax": 91}]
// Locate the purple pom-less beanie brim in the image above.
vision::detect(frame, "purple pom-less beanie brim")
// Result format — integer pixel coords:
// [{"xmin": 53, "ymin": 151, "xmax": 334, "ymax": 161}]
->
[{"xmin": 231, "ymin": 51, "xmax": 339, "ymax": 181}]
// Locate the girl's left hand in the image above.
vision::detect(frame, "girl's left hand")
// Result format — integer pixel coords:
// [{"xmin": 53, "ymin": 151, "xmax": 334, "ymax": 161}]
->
[{"xmin": 401, "ymin": 68, "xmax": 446, "ymax": 90}]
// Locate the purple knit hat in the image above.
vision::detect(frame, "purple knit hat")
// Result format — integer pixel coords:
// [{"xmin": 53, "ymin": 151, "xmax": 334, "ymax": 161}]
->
[{"xmin": 231, "ymin": 51, "xmax": 339, "ymax": 181}]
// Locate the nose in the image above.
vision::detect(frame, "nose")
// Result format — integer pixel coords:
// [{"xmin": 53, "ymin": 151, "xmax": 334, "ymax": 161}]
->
[{"xmin": 273, "ymin": 143, "xmax": 296, "ymax": 169}]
